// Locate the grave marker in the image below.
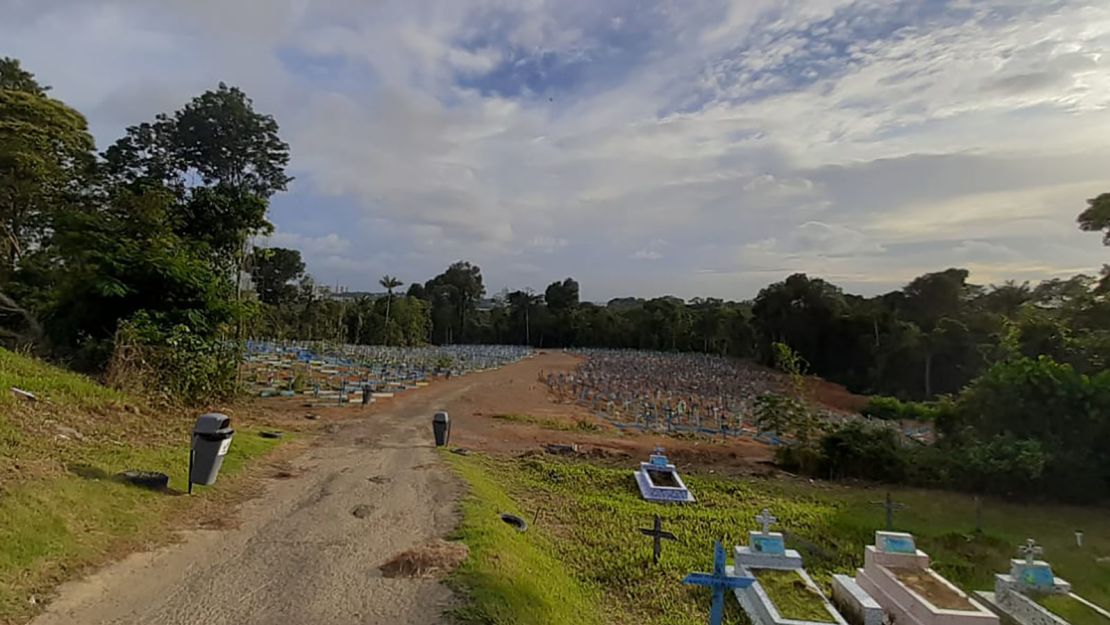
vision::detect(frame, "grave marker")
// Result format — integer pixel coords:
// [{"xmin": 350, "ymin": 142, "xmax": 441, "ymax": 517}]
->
[
  {"xmin": 638, "ymin": 514, "xmax": 677, "ymax": 564},
  {"xmin": 870, "ymin": 492, "xmax": 906, "ymax": 531},
  {"xmin": 683, "ymin": 541, "xmax": 754, "ymax": 625}
]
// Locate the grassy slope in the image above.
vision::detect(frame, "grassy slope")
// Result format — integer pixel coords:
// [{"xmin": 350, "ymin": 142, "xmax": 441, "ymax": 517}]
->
[
  {"xmin": 0, "ymin": 348, "xmax": 127, "ymax": 409},
  {"xmin": 1037, "ymin": 595, "xmax": 1110, "ymax": 625},
  {"xmin": 444, "ymin": 452, "xmax": 604, "ymax": 625},
  {"xmin": 0, "ymin": 348, "xmax": 284, "ymax": 622},
  {"xmin": 754, "ymin": 569, "xmax": 832, "ymax": 622},
  {"xmin": 445, "ymin": 453, "xmax": 1110, "ymax": 625}
]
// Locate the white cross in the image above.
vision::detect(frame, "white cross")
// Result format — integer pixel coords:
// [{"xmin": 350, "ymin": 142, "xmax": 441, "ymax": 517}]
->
[
  {"xmin": 1019, "ymin": 538, "xmax": 1043, "ymax": 565},
  {"xmin": 755, "ymin": 508, "xmax": 778, "ymax": 534}
]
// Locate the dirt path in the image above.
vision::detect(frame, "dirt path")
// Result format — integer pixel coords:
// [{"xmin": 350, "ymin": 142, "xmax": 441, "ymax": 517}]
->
[{"xmin": 30, "ymin": 352, "xmax": 774, "ymax": 625}]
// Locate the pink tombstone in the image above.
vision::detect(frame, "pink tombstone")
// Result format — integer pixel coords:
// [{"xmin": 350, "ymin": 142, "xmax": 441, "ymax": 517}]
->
[{"xmin": 854, "ymin": 532, "xmax": 998, "ymax": 625}]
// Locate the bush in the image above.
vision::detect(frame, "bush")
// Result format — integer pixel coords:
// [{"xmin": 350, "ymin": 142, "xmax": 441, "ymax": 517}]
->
[
  {"xmin": 818, "ymin": 421, "xmax": 908, "ymax": 482},
  {"xmin": 107, "ymin": 312, "xmax": 241, "ymax": 404},
  {"xmin": 861, "ymin": 395, "xmax": 940, "ymax": 422}
]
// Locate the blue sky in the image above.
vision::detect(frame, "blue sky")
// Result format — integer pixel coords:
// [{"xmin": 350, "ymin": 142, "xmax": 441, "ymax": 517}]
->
[{"xmin": 5, "ymin": 0, "xmax": 1110, "ymax": 300}]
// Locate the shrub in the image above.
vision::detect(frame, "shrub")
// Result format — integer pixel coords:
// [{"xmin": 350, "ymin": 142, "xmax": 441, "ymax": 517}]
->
[{"xmin": 861, "ymin": 395, "xmax": 941, "ymax": 422}]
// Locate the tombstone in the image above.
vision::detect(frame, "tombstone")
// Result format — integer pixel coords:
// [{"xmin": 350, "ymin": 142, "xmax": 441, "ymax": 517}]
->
[
  {"xmin": 633, "ymin": 447, "xmax": 695, "ymax": 503},
  {"xmin": 731, "ymin": 509, "xmax": 848, "ymax": 625},
  {"xmin": 834, "ymin": 531, "xmax": 998, "ymax": 625},
  {"xmin": 975, "ymin": 539, "xmax": 1107, "ymax": 625}
]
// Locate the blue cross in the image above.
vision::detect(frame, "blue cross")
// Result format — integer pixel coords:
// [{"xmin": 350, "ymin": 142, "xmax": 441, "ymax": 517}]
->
[{"xmin": 683, "ymin": 541, "xmax": 755, "ymax": 625}]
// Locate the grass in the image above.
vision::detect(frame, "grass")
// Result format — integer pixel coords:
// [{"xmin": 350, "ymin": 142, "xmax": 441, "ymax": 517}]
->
[
  {"xmin": 754, "ymin": 569, "xmax": 833, "ymax": 622},
  {"xmin": 0, "ymin": 348, "xmax": 129, "ymax": 409},
  {"xmin": 491, "ymin": 413, "xmax": 603, "ymax": 432},
  {"xmin": 444, "ymin": 453, "xmax": 1110, "ymax": 625},
  {"xmin": 1037, "ymin": 594, "xmax": 1110, "ymax": 625},
  {"xmin": 443, "ymin": 451, "xmax": 603, "ymax": 625},
  {"xmin": 0, "ymin": 348, "xmax": 288, "ymax": 623}
]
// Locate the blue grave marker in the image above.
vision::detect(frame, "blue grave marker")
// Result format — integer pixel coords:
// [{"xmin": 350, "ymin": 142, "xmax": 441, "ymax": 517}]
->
[{"xmin": 683, "ymin": 541, "xmax": 755, "ymax": 625}]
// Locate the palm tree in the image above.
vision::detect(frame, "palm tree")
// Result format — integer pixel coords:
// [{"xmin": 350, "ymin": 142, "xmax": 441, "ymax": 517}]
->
[{"xmin": 379, "ymin": 275, "xmax": 403, "ymax": 345}]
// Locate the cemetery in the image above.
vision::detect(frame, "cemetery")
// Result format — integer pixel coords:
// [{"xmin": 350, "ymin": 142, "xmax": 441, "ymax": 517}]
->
[
  {"xmin": 444, "ymin": 449, "xmax": 1108, "ymax": 625},
  {"xmin": 242, "ymin": 341, "xmax": 531, "ymax": 403},
  {"xmin": 543, "ymin": 348, "xmax": 922, "ymax": 443}
]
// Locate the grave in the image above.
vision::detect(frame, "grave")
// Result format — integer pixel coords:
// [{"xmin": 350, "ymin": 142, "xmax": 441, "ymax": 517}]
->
[
  {"xmin": 633, "ymin": 447, "xmax": 694, "ymax": 503},
  {"xmin": 731, "ymin": 509, "xmax": 848, "ymax": 625},
  {"xmin": 834, "ymin": 531, "xmax": 998, "ymax": 625},
  {"xmin": 976, "ymin": 539, "xmax": 1109, "ymax": 625}
]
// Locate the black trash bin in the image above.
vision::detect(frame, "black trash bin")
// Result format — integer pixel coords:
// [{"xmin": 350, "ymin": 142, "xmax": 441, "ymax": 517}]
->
[
  {"xmin": 433, "ymin": 411, "xmax": 450, "ymax": 447},
  {"xmin": 189, "ymin": 413, "xmax": 234, "ymax": 492},
  {"xmin": 362, "ymin": 385, "xmax": 372, "ymax": 405}
]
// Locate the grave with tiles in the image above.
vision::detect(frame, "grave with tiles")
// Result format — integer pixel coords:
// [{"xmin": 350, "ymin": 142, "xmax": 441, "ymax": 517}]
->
[
  {"xmin": 833, "ymin": 531, "xmax": 998, "ymax": 625},
  {"xmin": 976, "ymin": 539, "xmax": 1109, "ymax": 625},
  {"xmin": 633, "ymin": 447, "xmax": 695, "ymax": 503},
  {"xmin": 731, "ymin": 509, "xmax": 849, "ymax": 625}
]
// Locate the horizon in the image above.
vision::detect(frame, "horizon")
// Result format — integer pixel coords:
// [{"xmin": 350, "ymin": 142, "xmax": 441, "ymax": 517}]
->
[{"xmin": 6, "ymin": 0, "xmax": 1109, "ymax": 301}]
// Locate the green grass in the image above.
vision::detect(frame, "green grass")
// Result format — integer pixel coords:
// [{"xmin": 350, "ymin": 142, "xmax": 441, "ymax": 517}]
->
[
  {"xmin": 0, "ymin": 429, "xmax": 281, "ymax": 621},
  {"xmin": 1037, "ymin": 594, "xmax": 1110, "ymax": 625},
  {"xmin": 0, "ymin": 348, "xmax": 129, "ymax": 409},
  {"xmin": 491, "ymin": 413, "xmax": 603, "ymax": 432},
  {"xmin": 443, "ymin": 451, "xmax": 604, "ymax": 625},
  {"xmin": 754, "ymin": 569, "xmax": 833, "ymax": 622},
  {"xmin": 444, "ymin": 453, "xmax": 1110, "ymax": 625}
]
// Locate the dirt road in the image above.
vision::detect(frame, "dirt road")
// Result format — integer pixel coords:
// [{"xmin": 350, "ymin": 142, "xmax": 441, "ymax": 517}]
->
[{"xmin": 30, "ymin": 352, "xmax": 772, "ymax": 625}]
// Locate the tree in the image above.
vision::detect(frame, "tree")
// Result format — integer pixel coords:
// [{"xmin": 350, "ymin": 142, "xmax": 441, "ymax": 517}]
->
[
  {"xmin": 752, "ymin": 273, "xmax": 845, "ymax": 371},
  {"xmin": 0, "ymin": 75, "xmax": 95, "ymax": 278},
  {"xmin": 544, "ymin": 278, "xmax": 579, "ymax": 311},
  {"xmin": 251, "ymin": 247, "xmax": 304, "ymax": 305},
  {"xmin": 425, "ymin": 261, "xmax": 484, "ymax": 343},
  {"xmin": 1078, "ymin": 192, "xmax": 1110, "ymax": 246},
  {"xmin": 508, "ymin": 289, "xmax": 543, "ymax": 345},
  {"xmin": 379, "ymin": 275, "xmax": 403, "ymax": 344},
  {"xmin": 104, "ymin": 82, "xmax": 291, "ymax": 199},
  {"xmin": 0, "ymin": 57, "xmax": 48, "ymax": 95}
]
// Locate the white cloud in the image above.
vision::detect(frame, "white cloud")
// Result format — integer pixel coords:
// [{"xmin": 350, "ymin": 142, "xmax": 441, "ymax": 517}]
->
[{"xmin": 6, "ymin": 0, "xmax": 1110, "ymax": 299}]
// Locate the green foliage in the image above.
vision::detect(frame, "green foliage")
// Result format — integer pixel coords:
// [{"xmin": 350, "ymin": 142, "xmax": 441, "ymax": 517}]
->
[
  {"xmin": 109, "ymin": 314, "xmax": 242, "ymax": 404},
  {"xmin": 0, "ymin": 82, "xmax": 95, "ymax": 277},
  {"xmin": 754, "ymin": 569, "xmax": 833, "ymax": 622},
  {"xmin": 251, "ymin": 246, "xmax": 305, "ymax": 305},
  {"xmin": 444, "ymin": 452, "xmax": 603, "ymax": 625},
  {"xmin": 820, "ymin": 421, "xmax": 908, "ymax": 482},
  {"xmin": 861, "ymin": 396, "xmax": 940, "ymax": 421},
  {"xmin": 1078, "ymin": 192, "xmax": 1110, "ymax": 246},
  {"xmin": 0, "ymin": 347, "xmax": 128, "ymax": 408},
  {"xmin": 1036, "ymin": 594, "xmax": 1109, "ymax": 625}
]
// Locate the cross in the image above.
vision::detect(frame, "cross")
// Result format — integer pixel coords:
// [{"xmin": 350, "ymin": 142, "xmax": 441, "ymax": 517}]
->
[
  {"xmin": 1019, "ymin": 538, "xmax": 1043, "ymax": 565},
  {"xmin": 639, "ymin": 514, "xmax": 677, "ymax": 564},
  {"xmin": 683, "ymin": 541, "xmax": 755, "ymax": 625},
  {"xmin": 871, "ymin": 492, "xmax": 907, "ymax": 531},
  {"xmin": 755, "ymin": 508, "xmax": 778, "ymax": 534}
]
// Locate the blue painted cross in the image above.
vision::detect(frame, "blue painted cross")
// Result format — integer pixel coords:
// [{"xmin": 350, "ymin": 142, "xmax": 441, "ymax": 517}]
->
[{"xmin": 683, "ymin": 541, "xmax": 755, "ymax": 625}]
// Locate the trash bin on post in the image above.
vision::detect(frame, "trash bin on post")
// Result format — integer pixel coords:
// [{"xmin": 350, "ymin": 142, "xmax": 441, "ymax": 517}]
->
[
  {"xmin": 189, "ymin": 413, "xmax": 234, "ymax": 494},
  {"xmin": 362, "ymin": 385, "xmax": 372, "ymax": 405},
  {"xmin": 433, "ymin": 411, "xmax": 450, "ymax": 447}
]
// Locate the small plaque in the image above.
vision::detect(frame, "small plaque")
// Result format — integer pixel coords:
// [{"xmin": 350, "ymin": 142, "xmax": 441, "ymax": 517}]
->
[{"xmin": 752, "ymin": 534, "xmax": 786, "ymax": 555}]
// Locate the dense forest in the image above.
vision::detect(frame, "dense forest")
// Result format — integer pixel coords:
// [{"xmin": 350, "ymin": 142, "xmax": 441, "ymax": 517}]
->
[{"xmin": 3, "ymin": 58, "xmax": 1108, "ymax": 501}]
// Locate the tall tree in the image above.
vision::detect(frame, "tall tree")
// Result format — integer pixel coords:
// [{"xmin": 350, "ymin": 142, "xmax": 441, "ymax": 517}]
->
[
  {"xmin": 0, "ymin": 65, "xmax": 95, "ymax": 279},
  {"xmin": 250, "ymin": 247, "xmax": 305, "ymax": 305},
  {"xmin": 425, "ymin": 261, "xmax": 484, "ymax": 343},
  {"xmin": 379, "ymin": 275, "xmax": 403, "ymax": 344}
]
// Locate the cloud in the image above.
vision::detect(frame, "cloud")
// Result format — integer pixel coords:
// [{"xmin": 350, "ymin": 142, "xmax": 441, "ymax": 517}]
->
[{"xmin": 6, "ymin": 0, "xmax": 1110, "ymax": 299}]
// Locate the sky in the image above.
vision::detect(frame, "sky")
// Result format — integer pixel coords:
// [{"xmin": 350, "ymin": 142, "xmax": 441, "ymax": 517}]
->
[{"xmin": 4, "ymin": 0, "xmax": 1110, "ymax": 301}]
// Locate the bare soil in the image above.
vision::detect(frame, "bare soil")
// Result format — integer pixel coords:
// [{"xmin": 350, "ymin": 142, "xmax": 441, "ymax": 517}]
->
[{"xmin": 890, "ymin": 567, "xmax": 975, "ymax": 610}]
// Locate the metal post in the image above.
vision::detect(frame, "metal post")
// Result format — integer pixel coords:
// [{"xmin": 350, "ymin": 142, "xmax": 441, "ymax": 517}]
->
[{"xmin": 187, "ymin": 446, "xmax": 195, "ymax": 495}]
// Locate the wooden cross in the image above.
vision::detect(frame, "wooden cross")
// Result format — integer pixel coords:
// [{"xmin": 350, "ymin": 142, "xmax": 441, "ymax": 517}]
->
[
  {"xmin": 755, "ymin": 508, "xmax": 778, "ymax": 534},
  {"xmin": 639, "ymin": 514, "xmax": 677, "ymax": 564},
  {"xmin": 1019, "ymin": 538, "xmax": 1043, "ymax": 565},
  {"xmin": 683, "ymin": 541, "xmax": 755, "ymax": 625},
  {"xmin": 871, "ymin": 492, "xmax": 907, "ymax": 531}
]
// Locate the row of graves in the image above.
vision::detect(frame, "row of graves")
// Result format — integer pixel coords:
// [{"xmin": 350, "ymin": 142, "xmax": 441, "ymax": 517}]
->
[
  {"xmin": 243, "ymin": 341, "xmax": 531, "ymax": 407},
  {"xmin": 547, "ymin": 349, "xmax": 933, "ymax": 443},
  {"xmin": 632, "ymin": 449, "xmax": 1106, "ymax": 625},
  {"xmin": 545, "ymin": 349, "xmax": 784, "ymax": 440}
]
